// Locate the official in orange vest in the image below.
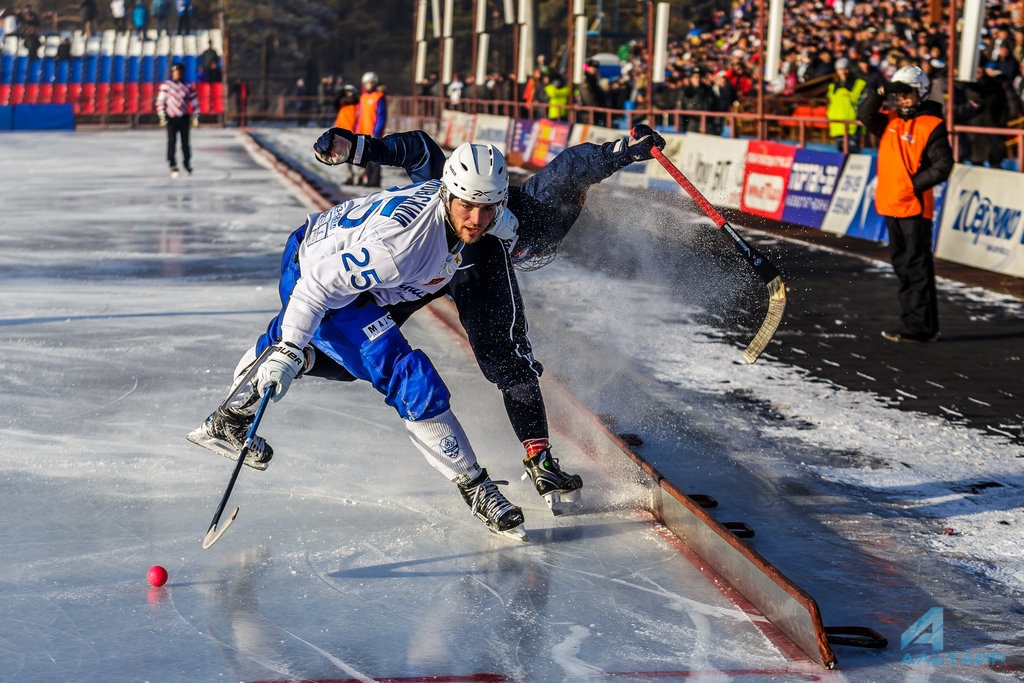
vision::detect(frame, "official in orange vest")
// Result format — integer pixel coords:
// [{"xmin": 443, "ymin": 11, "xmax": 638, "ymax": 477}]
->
[
  {"xmin": 333, "ymin": 84, "xmax": 359, "ymax": 131},
  {"xmin": 858, "ymin": 65, "xmax": 953, "ymax": 343},
  {"xmin": 356, "ymin": 71, "xmax": 387, "ymax": 138},
  {"xmin": 332, "ymin": 84, "xmax": 360, "ymax": 185},
  {"xmin": 354, "ymin": 71, "xmax": 387, "ymax": 186}
]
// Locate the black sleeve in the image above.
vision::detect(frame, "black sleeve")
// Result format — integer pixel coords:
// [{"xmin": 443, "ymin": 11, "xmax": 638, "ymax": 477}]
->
[
  {"xmin": 857, "ymin": 87, "xmax": 888, "ymax": 138},
  {"xmin": 913, "ymin": 120, "xmax": 955, "ymax": 194}
]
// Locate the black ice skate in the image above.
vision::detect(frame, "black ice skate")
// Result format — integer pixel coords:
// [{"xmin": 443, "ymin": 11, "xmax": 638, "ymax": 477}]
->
[
  {"xmin": 187, "ymin": 407, "xmax": 274, "ymax": 470},
  {"xmin": 522, "ymin": 449, "xmax": 583, "ymax": 516},
  {"xmin": 457, "ymin": 468, "xmax": 527, "ymax": 541}
]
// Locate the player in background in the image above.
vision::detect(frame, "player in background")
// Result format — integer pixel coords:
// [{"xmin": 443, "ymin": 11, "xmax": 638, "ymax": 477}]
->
[
  {"xmin": 310, "ymin": 124, "xmax": 666, "ymax": 516},
  {"xmin": 190, "ymin": 142, "xmax": 529, "ymax": 540},
  {"xmin": 156, "ymin": 60, "xmax": 199, "ymax": 177}
]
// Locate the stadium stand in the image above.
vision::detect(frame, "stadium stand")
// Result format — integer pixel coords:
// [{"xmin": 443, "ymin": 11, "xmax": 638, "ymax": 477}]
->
[{"xmin": 0, "ymin": 28, "xmax": 223, "ymax": 117}]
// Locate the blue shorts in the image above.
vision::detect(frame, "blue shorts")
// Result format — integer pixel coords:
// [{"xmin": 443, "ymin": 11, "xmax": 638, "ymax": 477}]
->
[{"xmin": 256, "ymin": 225, "xmax": 451, "ymax": 421}]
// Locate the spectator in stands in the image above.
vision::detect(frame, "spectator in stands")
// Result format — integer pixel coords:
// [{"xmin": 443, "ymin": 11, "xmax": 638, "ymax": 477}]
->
[
  {"xmin": 418, "ymin": 72, "xmax": 438, "ymax": 97},
  {"xmin": 131, "ymin": 0, "xmax": 146, "ymax": 39},
  {"xmin": 544, "ymin": 73, "xmax": 570, "ymax": 121},
  {"xmin": 858, "ymin": 65, "xmax": 952, "ymax": 344},
  {"xmin": 679, "ymin": 68, "xmax": 713, "ymax": 132},
  {"xmin": 354, "ymin": 71, "xmax": 386, "ymax": 186},
  {"xmin": 110, "ymin": 0, "xmax": 126, "ymax": 33},
  {"xmin": 709, "ymin": 69, "xmax": 737, "ymax": 135},
  {"xmin": 446, "ymin": 72, "xmax": 463, "ymax": 108},
  {"xmin": 151, "ymin": 0, "xmax": 169, "ymax": 37},
  {"xmin": 826, "ymin": 58, "xmax": 866, "ymax": 153},
  {"xmin": 578, "ymin": 59, "xmax": 607, "ymax": 126},
  {"xmin": 22, "ymin": 24, "xmax": 38, "ymax": 59},
  {"xmin": 962, "ymin": 63, "xmax": 1011, "ymax": 168},
  {"xmin": 80, "ymin": 0, "xmax": 97, "ymax": 39},
  {"xmin": 205, "ymin": 55, "xmax": 222, "ymax": 83},
  {"xmin": 55, "ymin": 36, "xmax": 71, "ymax": 61},
  {"xmin": 17, "ymin": 4, "xmax": 39, "ymax": 38},
  {"xmin": 521, "ymin": 68, "xmax": 543, "ymax": 118},
  {"xmin": 175, "ymin": 0, "xmax": 190, "ymax": 35},
  {"xmin": 156, "ymin": 60, "xmax": 200, "ymax": 177},
  {"xmin": 0, "ymin": 10, "xmax": 14, "ymax": 47}
]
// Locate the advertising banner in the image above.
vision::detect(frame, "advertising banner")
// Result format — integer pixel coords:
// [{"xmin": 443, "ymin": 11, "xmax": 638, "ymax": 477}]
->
[
  {"xmin": 740, "ymin": 140, "xmax": 797, "ymax": 221},
  {"xmin": 781, "ymin": 149, "xmax": 845, "ymax": 228},
  {"xmin": 673, "ymin": 133, "xmax": 750, "ymax": 209},
  {"xmin": 936, "ymin": 164, "xmax": 1024, "ymax": 278},
  {"xmin": 506, "ymin": 118, "xmax": 536, "ymax": 168},
  {"xmin": 821, "ymin": 153, "xmax": 874, "ymax": 237},
  {"xmin": 526, "ymin": 119, "xmax": 571, "ymax": 167},
  {"xmin": 470, "ymin": 113, "xmax": 510, "ymax": 154},
  {"xmin": 443, "ymin": 111, "xmax": 476, "ymax": 149}
]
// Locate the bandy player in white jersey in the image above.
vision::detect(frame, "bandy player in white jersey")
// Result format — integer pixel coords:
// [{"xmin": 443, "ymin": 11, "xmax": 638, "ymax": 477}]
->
[{"xmin": 189, "ymin": 142, "xmax": 529, "ymax": 540}]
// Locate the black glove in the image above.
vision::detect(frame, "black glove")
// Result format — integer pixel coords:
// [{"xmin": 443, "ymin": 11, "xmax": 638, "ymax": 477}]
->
[
  {"xmin": 625, "ymin": 123, "xmax": 666, "ymax": 161},
  {"xmin": 313, "ymin": 127, "xmax": 357, "ymax": 166}
]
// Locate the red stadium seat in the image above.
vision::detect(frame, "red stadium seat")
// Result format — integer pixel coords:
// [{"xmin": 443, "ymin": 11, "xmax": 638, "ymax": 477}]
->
[
  {"xmin": 66, "ymin": 83, "xmax": 83, "ymax": 112},
  {"xmin": 36, "ymin": 83, "xmax": 53, "ymax": 104},
  {"xmin": 0, "ymin": 84, "xmax": 10, "ymax": 105},
  {"xmin": 124, "ymin": 82, "xmax": 139, "ymax": 114},
  {"xmin": 197, "ymin": 82, "xmax": 211, "ymax": 113},
  {"xmin": 9, "ymin": 84, "xmax": 25, "ymax": 105},
  {"xmin": 95, "ymin": 83, "xmax": 111, "ymax": 114},
  {"xmin": 23, "ymin": 83, "xmax": 39, "ymax": 104},
  {"xmin": 109, "ymin": 83, "xmax": 125, "ymax": 114},
  {"xmin": 811, "ymin": 105, "xmax": 828, "ymax": 129},
  {"xmin": 210, "ymin": 82, "xmax": 224, "ymax": 114},
  {"xmin": 79, "ymin": 83, "xmax": 96, "ymax": 114},
  {"xmin": 139, "ymin": 82, "xmax": 154, "ymax": 114}
]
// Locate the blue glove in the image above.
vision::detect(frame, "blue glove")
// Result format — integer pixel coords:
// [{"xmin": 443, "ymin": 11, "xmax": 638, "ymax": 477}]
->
[
  {"xmin": 626, "ymin": 123, "xmax": 666, "ymax": 161},
  {"xmin": 313, "ymin": 127, "xmax": 356, "ymax": 166}
]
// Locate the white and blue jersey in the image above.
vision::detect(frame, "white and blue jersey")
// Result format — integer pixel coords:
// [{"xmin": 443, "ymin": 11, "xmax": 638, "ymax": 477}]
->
[
  {"xmin": 280, "ymin": 179, "xmax": 462, "ymax": 349},
  {"xmin": 258, "ymin": 179, "xmax": 464, "ymax": 421}
]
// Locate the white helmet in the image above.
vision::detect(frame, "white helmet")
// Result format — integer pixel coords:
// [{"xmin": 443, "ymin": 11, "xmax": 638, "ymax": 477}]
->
[
  {"xmin": 889, "ymin": 65, "xmax": 930, "ymax": 99},
  {"xmin": 441, "ymin": 142, "xmax": 508, "ymax": 231},
  {"xmin": 361, "ymin": 71, "xmax": 378, "ymax": 86}
]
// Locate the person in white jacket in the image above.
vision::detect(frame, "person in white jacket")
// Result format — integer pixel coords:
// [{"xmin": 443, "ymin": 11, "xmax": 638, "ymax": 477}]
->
[{"xmin": 188, "ymin": 142, "xmax": 529, "ymax": 540}]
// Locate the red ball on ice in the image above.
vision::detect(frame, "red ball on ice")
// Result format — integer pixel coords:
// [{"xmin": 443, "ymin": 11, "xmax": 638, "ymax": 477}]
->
[{"xmin": 147, "ymin": 565, "xmax": 168, "ymax": 587}]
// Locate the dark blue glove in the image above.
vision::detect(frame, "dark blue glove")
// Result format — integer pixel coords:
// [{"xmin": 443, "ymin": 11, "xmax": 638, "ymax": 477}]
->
[
  {"xmin": 313, "ymin": 127, "xmax": 357, "ymax": 166},
  {"xmin": 626, "ymin": 123, "xmax": 666, "ymax": 161}
]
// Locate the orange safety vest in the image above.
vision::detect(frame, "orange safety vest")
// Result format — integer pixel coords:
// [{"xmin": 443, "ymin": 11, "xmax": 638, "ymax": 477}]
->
[
  {"xmin": 356, "ymin": 90, "xmax": 385, "ymax": 137},
  {"xmin": 334, "ymin": 102, "xmax": 357, "ymax": 130},
  {"xmin": 874, "ymin": 111, "xmax": 942, "ymax": 219}
]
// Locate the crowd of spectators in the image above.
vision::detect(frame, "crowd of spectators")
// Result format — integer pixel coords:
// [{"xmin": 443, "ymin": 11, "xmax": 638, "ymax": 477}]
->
[{"xmin": 419, "ymin": 0, "xmax": 1024, "ymax": 161}]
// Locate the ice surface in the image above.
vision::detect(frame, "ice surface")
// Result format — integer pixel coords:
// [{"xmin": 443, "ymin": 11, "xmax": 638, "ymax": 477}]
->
[{"xmin": 0, "ymin": 127, "xmax": 1021, "ymax": 681}]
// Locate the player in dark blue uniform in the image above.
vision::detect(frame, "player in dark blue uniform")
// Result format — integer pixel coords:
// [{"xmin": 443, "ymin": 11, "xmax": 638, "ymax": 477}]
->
[{"xmin": 311, "ymin": 124, "xmax": 665, "ymax": 515}]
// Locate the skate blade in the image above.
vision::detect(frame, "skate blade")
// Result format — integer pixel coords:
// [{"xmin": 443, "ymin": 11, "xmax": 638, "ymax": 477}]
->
[
  {"xmin": 544, "ymin": 488, "xmax": 583, "ymax": 517},
  {"xmin": 186, "ymin": 428, "xmax": 270, "ymax": 471},
  {"xmin": 493, "ymin": 524, "xmax": 529, "ymax": 542}
]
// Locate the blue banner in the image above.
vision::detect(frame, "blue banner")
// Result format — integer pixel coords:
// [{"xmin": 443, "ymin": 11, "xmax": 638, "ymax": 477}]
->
[{"xmin": 781, "ymin": 148, "xmax": 847, "ymax": 228}]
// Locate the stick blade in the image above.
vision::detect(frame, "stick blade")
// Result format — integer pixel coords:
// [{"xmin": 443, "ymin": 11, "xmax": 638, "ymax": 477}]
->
[
  {"xmin": 742, "ymin": 276, "xmax": 787, "ymax": 364},
  {"xmin": 202, "ymin": 506, "xmax": 239, "ymax": 549}
]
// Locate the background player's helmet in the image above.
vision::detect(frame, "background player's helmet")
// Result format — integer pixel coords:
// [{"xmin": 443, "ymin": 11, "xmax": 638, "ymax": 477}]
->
[
  {"xmin": 440, "ymin": 142, "xmax": 508, "ymax": 232},
  {"xmin": 170, "ymin": 60, "xmax": 184, "ymax": 75},
  {"xmin": 361, "ymin": 71, "xmax": 379, "ymax": 87},
  {"xmin": 888, "ymin": 65, "xmax": 930, "ymax": 115}
]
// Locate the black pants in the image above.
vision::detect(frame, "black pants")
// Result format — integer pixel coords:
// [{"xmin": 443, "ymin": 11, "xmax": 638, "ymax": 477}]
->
[
  {"xmin": 886, "ymin": 214, "xmax": 938, "ymax": 337},
  {"xmin": 166, "ymin": 115, "xmax": 191, "ymax": 169}
]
